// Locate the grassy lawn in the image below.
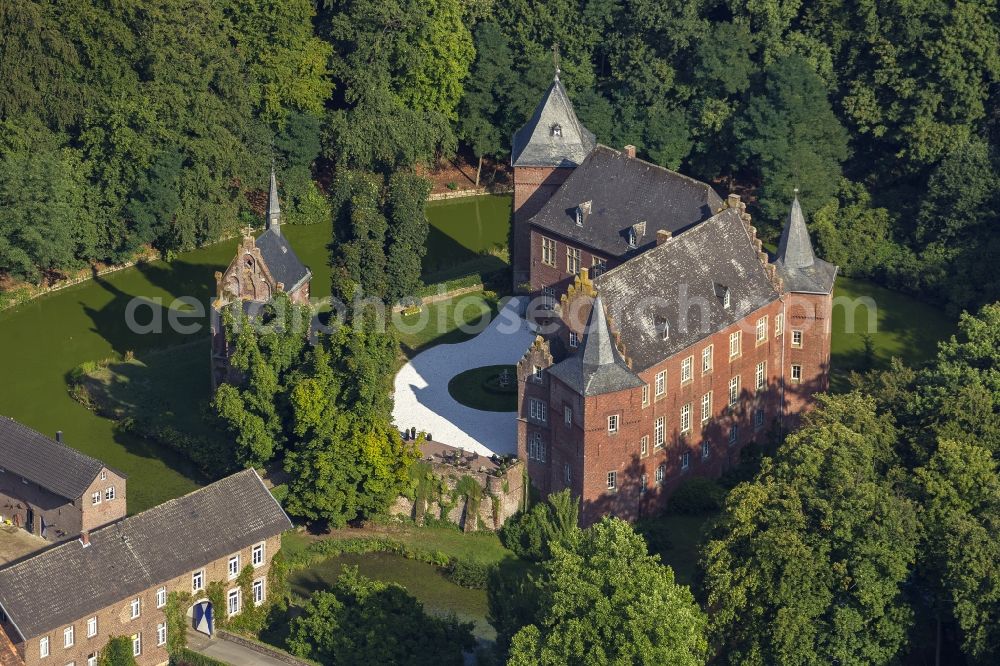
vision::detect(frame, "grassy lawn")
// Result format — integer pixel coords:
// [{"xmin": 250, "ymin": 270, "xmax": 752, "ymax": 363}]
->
[
  {"xmin": 447, "ymin": 365, "xmax": 518, "ymax": 412},
  {"xmin": 829, "ymin": 276, "xmax": 956, "ymax": 390},
  {"xmin": 396, "ymin": 290, "xmax": 502, "ymax": 358}
]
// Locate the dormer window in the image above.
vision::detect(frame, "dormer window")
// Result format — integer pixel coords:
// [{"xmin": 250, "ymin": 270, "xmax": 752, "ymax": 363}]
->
[
  {"xmin": 576, "ymin": 200, "xmax": 592, "ymax": 226},
  {"xmin": 661, "ymin": 321, "xmax": 670, "ymax": 340},
  {"xmin": 723, "ymin": 289, "xmax": 731, "ymax": 309},
  {"xmin": 552, "ymin": 124, "xmax": 562, "ymax": 137},
  {"xmin": 654, "ymin": 315, "xmax": 669, "ymax": 340},
  {"xmin": 627, "ymin": 228, "xmax": 637, "ymax": 248}
]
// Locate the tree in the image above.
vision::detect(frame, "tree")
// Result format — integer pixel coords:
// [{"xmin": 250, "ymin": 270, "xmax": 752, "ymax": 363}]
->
[
  {"xmin": 384, "ymin": 172, "xmax": 431, "ymax": 302},
  {"xmin": 916, "ymin": 439, "xmax": 1000, "ymax": 662},
  {"xmin": 734, "ymin": 54, "xmax": 849, "ymax": 222},
  {"xmin": 98, "ymin": 636, "xmax": 137, "ymax": 666},
  {"xmin": 329, "ymin": 170, "xmax": 389, "ymax": 303},
  {"xmin": 498, "ymin": 489, "xmax": 580, "ymax": 562},
  {"xmin": 287, "ymin": 566, "xmax": 475, "ymax": 665},
  {"xmin": 703, "ymin": 393, "xmax": 919, "ymax": 665},
  {"xmin": 507, "ymin": 518, "xmax": 707, "ymax": 665},
  {"xmin": 457, "ymin": 21, "xmax": 514, "ymax": 185}
]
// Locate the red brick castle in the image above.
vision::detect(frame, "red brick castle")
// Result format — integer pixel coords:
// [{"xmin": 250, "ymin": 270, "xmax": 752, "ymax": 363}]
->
[{"xmin": 514, "ymin": 72, "xmax": 837, "ymax": 525}]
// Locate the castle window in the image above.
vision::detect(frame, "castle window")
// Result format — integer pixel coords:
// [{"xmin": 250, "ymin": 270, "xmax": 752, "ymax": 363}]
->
[
  {"xmin": 606, "ymin": 471, "xmax": 617, "ymax": 491},
  {"xmin": 792, "ymin": 330, "xmax": 803, "ymax": 348},
  {"xmin": 528, "ymin": 433, "xmax": 546, "ymax": 462},
  {"xmin": 756, "ymin": 316, "xmax": 768, "ymax": 343},
  {"xmin": 529, "ymin": 399, "xmax": 547, "ymax": 423},
  {"xmin": 681, "ymin": 356, "xmax": 693, "ymax": 383},
  {"xmin": 729, "ymin": 376, "xmax": 740, "ymax": 406},
  {"xmin": 791, "ymin": 364, "xmax": 802, "ymax": 383},
  {"xmin": 566, "ymin": 247, "xmax": 581, "ymax": 274},
  {"xmin": 228, "ymin": 554, "xmax": 240, "ymax": 579},
  {"xmin": 575, "ymin": 201, "xmax": 592, "ymax": 226},
  {"xmin": 542, "ymin": 287, "xmax": 555, "ymax": 310},
  {"xmin": 192, "ymin": 569, "xmax": 205, "ymax": 592},
  {"xmin": 156, "ymin": 587, "xmax": 166, "ymax": 608},
  {"xmin": 723, "ymin": 289, "xmax": 731, "ymax": 309},
  {"xmin": 702, "ymin": 345, "xmax": 714, "ymax": 374},
  {"xmin": 104, "ymin": 486, "xmax": 115, "ymax": 501},
  {"xmin": 655, "ymin": 370, "xmax": 666, "ymax": 396},
  {"xmin": 252, "ymin": 542, "xmax": 265, "ymax": 567},
  {"xmin": 564, "ymin": 464, "xmax": 572, "ymax": 485},
  {"xmin": 680, "ymin": 403, "xmax": 692, "ymax": 434},
  {"xmin": 541, "ymin": 237, "xmax": 556, "ymax": 266},
  {"xmin": 641, "ymin": 384, "xmax": 649, "ymax": 407},
  {"xmin": 654, "ymin": 417, "xmax": 665, "ymax": 449},
  {"xmin": 655, "ymin": 464, "xmax": 665, "ymax": 484},
  {"xmin": 729, "ymin": 331, "xmax": 741, "ymax": 358},
  {"xmin": 729, "ymin": 425, "xmax": 739, "ymax": 445},
  {"xmin": 91, "ymin": 492, "xmax": 101, "ymax": 505},
  {"xmin": 756, "ymin": 361, "xmax": 767, "ymax": 390},
  {"xmin": 552, "ymin": 124, "xmax": 562, "ymax": 137},
  {"xmin": 661, "ymin": 320, "xmax": 669, "ymax": 340},
  {"xmin": 640, "ymin": 436, "xmax": 649, "ymax": 457},
  {"xmin": 87, "ymin": 616, "xmax": 98, "ymax": 638},
  {"xmin": 569, "ymin": 331, "xmax": 579, "ymax": 348},
  {"xmin": 702, "ymin": 441, "xmax": 710, "ymax": 460},
  {"xmin": 775, "ymin": 313, "xmax": 784, "ymax": 336},
  {"xmin": 754, "ymin": 408, "xmax": 765, "ymax": 429},
  {"xmin": 532, "ymin": 366, "xmax": 544, "ymax": 383},
  {"xmin": 253, "ymin": 579, "xmax": 265, "ymax": 606},
  {"xmin": 640, "ymin": 474, "xmax": 647, "ymax": 493},
  {"xmin": 681, "ymin": 452, "xmax": 690, "ymax": 470},
  {"xmin": 701, "ymin": 392, "xmax": 712, "ymax": 423},
  {"xmin": 100, "ymin": 470, "xmax": 107, "ymax": 481},
  {"xmin": 564, "ymin": 406, "xmax": 572, "ymax": 425},
  {"xmin": 157, "ymin": 623, "xmax": 167, "ymax": 647},
  {"xmin": 131, "ymin": 634, "xmax": 141, "ymax": 658},
  {"xmin": 607, "ymin": 414, "xmax": 619, "ymax": 433},
  {"xmin": 628, "ymin": 228, "xmax": 637, "ymax": 249},
  {"xmin": 64, "ymin": 626, "xmax": 73, "ymax": 649},
  {"xmin": 130, "ymin": 598, "xmax": 140, "ymax": 620},
  {"xmin": 40, "ymin": 636, "xmax": 48, "ymax": 659},
  {"xmin": 592, "ymin": 256, "xmax": 607, "ymax": 276}
]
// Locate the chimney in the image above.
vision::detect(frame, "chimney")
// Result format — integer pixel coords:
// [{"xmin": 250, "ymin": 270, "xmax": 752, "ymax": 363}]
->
[
  {"xmin": 56, "ymin": 430, "xmax": 63, "ymax": 443},
  {"xmin": 727, "ymin": 193, "xmax": 741, "ymax": 209},
  {"xmin": 79, "ymin": 531, "xmax": 90, "ymax": 548},
  {"xmin": 656, "ymin": 230, "xmax": 672, "ymax": 246},
  {"xmin": 624, "ymin": 145, "xmax": 636, "ymax": 159}
]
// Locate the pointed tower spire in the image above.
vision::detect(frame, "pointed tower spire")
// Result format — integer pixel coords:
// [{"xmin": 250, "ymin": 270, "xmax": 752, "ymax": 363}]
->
[
  {"xmin": 267, "ymin": 168, "xmax": 281, "ymax": 236},
  {"xmin": 552, "ymin": 43, "xmax": 561, "ymax": 80},
  {"xmin": 582, "ymin": 296, "xmax": 616, "ymax": 368},
  {"xmin": 776, "ymin": 188, "xmax": 815, "ymax": 269}
]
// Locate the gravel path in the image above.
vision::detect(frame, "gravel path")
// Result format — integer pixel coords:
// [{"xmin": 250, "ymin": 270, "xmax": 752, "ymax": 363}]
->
[{"xmin": 392, "ymin": 297, "xmax": 534, "ymax": 456}]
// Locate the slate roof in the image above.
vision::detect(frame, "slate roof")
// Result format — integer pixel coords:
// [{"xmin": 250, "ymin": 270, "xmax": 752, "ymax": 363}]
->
[
  {"xmin": 0, "ymin": 469, "xmax": 292, "ymax": 641},
  {"xmin": 774, "ymin": 196, "xmax": 837, "ymax": 294},
  {"xmin": 0, "ymin": 417, "xmax": 114, "ymax": 501},
  {"xmin": 528, "ymin": 146, "xmax": 723, "ymax": 257},
  {"xmin": 255, "ymin": 227, "xmax": 310, "ymax": 292},
  {"xmin": 593, "ymin": 208, "xmax": 781, "ymax": 372},
  {"xmin": 548, "ymin": 296, "xmax": 644, "ymax": 396},
  {"xmin": 511, "ymin": 76, "xmax": 596, "ymax": 168}
]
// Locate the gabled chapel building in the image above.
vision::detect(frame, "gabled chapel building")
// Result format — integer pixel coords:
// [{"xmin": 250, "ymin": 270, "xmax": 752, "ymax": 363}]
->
[{"xmin": 514, "ymin": 70, "xmax": 837, "ymax": 525}]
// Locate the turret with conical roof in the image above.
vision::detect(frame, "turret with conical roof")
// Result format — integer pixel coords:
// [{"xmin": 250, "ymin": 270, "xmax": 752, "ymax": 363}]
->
[
  {"xmin": 774, "ymin": 191, "xmax": 837, "ymax": 294},
  {"xmin": 267, "ymin": 168, "xmax": 281, "ymax": 236},
  {"xmin": 511, "ymin": 69, "xmax": 596, "ymax": 168},
  {"xmin": 548, "ymin": 296, "xmax": 644, "ymax": 396}
]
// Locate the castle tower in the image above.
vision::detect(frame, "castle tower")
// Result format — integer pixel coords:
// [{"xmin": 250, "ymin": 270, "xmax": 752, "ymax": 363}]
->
[
  {"xmin": 774, "ymin": 191, "xmax": 838, "ymax": 423},
  {"xmin": 267, "ymin": 168, "xmax": 281, "ymax": 236},
  {"xmin": 510, "ymin": 64, "xmax": 596, "ymax": 288}
]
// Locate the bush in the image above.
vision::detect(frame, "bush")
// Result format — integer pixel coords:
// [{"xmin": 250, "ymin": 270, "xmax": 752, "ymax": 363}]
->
[
  {"xmin": 444, "ymin": 557, "xmax": 494, "ymax": 589},
  {"xmin": 666, "ymin": 477, "xmax": 726, "ymax": 514}
]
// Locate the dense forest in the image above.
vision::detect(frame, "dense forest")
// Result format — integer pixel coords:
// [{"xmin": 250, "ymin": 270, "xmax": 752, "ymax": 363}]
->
[{"xmin": 1, "ymin": 0, "xmax": 998, "ymax": 312}]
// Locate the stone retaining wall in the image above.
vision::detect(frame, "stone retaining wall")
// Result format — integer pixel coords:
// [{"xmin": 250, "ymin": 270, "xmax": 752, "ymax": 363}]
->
[{"xmin": 216, "ymin": 630, "xmax": 316, "ymax": 666}]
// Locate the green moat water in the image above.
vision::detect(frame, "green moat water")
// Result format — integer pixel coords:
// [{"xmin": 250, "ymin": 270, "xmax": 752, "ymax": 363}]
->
[
  {"xmin": 0, "ymin": 194, "xmax": 951, "ymax": 511},
  {"xmin": 0, "ymin": 198, "xmax": 512, "ymax": 512}
]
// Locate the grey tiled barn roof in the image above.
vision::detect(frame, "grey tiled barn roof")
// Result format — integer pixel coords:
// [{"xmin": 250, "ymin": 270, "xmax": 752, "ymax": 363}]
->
[
  {"xmin": 0, "ymin": 469, "xmax": 292, "ymax": 640},
  {"xmin": 255, "ymin": 227, "xmax": 310, "ymax": 292},
  {"xmin": 511, "ymin": 76, "xmax": 596, "ymax": 168},
  {"xmin": 528, "ymin": 146, "xmax": 724, "ymax": 257},
  {"xmin": 593, "ymin": 208, "xmax": 781, "ymax": 372},
  {"xmin": 774, "ymin": 196, "xmax": 837, "ymax": 294},
  {"xmin": 0, "ymin": 417, "xmax": 114, "ymax": 501},
  {"xmin": 548, "ymin": 296, "xmax": 644, "ymax": 396}
]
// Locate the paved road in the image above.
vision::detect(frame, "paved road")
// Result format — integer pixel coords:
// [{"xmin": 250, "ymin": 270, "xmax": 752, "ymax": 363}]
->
[
  {"xmin": 392, "ymin": 296, "xmax": 535, "ymax": 456},
  {"xmin": 186, "ymin": 629, "xmax": 292, "ymax": 666}
]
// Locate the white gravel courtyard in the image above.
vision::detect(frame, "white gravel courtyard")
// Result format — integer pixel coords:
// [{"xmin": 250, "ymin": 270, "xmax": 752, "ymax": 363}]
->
[{"xmin": 392, "ymin": 296, "xmax": 535, "ymax": 456}]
